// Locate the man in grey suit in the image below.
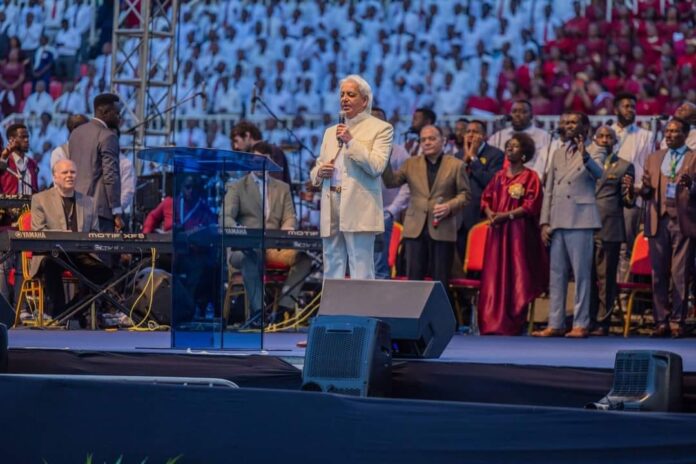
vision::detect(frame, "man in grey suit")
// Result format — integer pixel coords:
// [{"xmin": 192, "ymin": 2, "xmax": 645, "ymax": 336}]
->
[
  {"xmin": 68, "ymin": 93, "xmax": 123, "ymax": 232},
  {"xmin": 31, "ymin": 159, "xmax": 112, "ymax": 318},
  {"xmin": 221, "ymin": 142, "xmax": 313, "ymax": 326},
  {"xmin": 589, "ymin": 126, "xmax": 635, "ymax": 336},
  {"xmin": 534, "ymin": 112, "xmax": 605, "ymax": 338}
]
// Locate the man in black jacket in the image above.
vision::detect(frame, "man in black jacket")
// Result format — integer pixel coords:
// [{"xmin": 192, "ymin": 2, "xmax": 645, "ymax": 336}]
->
[
  {"xmin": 455, "ymin": 120, "xmax": 504, "ymax": 260},
  {"xmin": 589, "ymin": 125, "xmax": 635, "ymax": 336}
]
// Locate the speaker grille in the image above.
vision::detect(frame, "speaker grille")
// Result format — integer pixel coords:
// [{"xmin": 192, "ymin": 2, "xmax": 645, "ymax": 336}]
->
[
  {"xmin": 305, "ymin": 326, "xmax": 366, "ymax": 379},
  {"xmin": 613, "ymin": 355, "xmax": 649, "ymax": 396}
]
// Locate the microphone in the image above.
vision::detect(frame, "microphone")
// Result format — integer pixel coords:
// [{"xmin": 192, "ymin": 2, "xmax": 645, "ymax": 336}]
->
[
  {"xmin": 251, "ymin": 86, "xmax": 257, "ymax": 114},
  {"xmin": 432, "ymin": 196, "xmax": 444, "ymax": 228},
  {"xmin": 337, "ymin": 111, "xmax": 346, "ymax": 148}
]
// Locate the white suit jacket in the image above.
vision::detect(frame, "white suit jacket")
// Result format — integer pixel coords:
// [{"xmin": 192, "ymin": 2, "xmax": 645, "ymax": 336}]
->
[{"xmin": 310, "ymin": 113, "xmax": 393, "ymax": 237}]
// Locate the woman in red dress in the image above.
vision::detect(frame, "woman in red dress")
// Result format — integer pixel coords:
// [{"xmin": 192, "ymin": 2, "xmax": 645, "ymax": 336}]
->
[{"xmin": 477, "ymin": 133, "xmax": 548, "ymax": 335}]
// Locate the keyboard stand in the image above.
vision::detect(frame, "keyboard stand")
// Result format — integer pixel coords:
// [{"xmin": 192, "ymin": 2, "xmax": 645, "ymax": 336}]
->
[{"xmin": 47, "ymin": 255, "xmax": 155, "ymax": 328}]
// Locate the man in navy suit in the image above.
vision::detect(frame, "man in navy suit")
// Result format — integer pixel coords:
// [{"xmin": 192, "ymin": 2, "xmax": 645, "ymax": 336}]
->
[{"xmin": 455, "ymin": 120, "xmax": 504, "ymax": 260}]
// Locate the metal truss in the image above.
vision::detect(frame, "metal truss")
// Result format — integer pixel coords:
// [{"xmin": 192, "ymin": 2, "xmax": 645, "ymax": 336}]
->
[{"xmin": 111, "ymin": 0, "xmax": 179, "ymax": 172}]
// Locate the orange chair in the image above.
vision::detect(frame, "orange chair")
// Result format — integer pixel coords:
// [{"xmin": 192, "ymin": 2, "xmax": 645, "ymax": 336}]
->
[
  {"xmin": 388, "ymin": 222, "xmax": 403, "ymax": 278},
  {"xmin": 617, "ymin": 232, "xmax": 652, "ymax": 337},
  {"xmin": 449, "ymin": 221, "xmax": 489, "ymax": 331},
  {"xmin": 13, "ymin": 212, "xmax": 45, "ymax": 327}
]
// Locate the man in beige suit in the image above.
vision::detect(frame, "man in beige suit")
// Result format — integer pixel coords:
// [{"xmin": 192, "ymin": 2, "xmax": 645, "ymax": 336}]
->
[
  {"xmin": 30, "ymin": 159, "xmax": 111, "ymax": 318},
  {"xmin": 221, "ymin": 142, "xmax": 312, "ymax": 324},
  {"xmin": 641, "ymin": 118, "xmax": 696, "ymax": 338},
  {"xmin": 310, "ymin": 74, "xmax": 393, "ymax": 279},
  {"xmin": 382, "ymin": 125, "xmax": 470, "ymax": 285}
]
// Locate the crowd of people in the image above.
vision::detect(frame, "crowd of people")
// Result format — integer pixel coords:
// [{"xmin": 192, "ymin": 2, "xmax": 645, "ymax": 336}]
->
[
  {"xmin": 308, "ymin": 79, "xmax": 696, "ymax": 339},
  {"xmin": 0, "ymin": 0, "xmax": 695, "ymax": 335},
  {"xmin": 2, "ymin": 0, "xmax": 696, "ymax": 161}
]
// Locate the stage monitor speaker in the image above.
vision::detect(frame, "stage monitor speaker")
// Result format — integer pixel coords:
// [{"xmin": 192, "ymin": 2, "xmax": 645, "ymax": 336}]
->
[
  {"xmin": 0, "ymin": 323, "xmax": 7, "ymax": 373},
  {"xmin": 128, "ymin": 269, "xmax": 172, "ymax": 325},
  {"xmin": 318, "ymin": 279, "xmax": 455, "ymax": 359},
  {"xmin": 302, "ymin": 315, "xmax": 391, "ymax": 397},
  {"xmin": 587, "ymin": 350, "xmax": 683, "ymax": 412}
]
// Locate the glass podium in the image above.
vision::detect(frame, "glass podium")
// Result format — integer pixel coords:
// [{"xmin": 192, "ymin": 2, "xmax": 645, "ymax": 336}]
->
[{"xmin": 138, "ymin": 147, "xmax": 281, "ymax": 350}]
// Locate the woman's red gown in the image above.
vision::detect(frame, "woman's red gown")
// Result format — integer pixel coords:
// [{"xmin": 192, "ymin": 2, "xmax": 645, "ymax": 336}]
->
[{"xmin": 478, "ymin": 168, "xmax": 549, "ymax": 335}]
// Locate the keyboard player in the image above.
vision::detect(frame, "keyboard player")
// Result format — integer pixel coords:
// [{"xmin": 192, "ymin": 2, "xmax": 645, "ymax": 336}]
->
[
  {"xmin": 220, "ymin": 142, "xmax": 313, "ymax": 325},
  {"xmin": 29, "ymin": 159, "xmax": 112, "ymax": 320}
]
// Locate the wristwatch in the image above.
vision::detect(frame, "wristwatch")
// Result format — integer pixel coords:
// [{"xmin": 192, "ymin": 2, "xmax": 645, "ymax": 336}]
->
[{"xmin": 508, "ymin": 213, "xmax": 515, "ymax": 221}]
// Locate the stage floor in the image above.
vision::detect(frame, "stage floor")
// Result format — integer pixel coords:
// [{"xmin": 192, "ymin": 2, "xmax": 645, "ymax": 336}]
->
[{"xmin": 8, "ymin": 329, "xmax": 696, "ymax": 372}]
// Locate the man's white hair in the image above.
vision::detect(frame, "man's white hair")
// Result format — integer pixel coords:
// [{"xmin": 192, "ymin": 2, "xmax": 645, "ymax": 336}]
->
[{"xmin": 339, "ymin": 74, "xmax": 373, "ymax": 114}]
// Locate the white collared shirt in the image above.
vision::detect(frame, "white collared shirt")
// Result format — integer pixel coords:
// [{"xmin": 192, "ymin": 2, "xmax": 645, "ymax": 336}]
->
[
  {"xmin": 490, "ymin": 125, "xmax": 552, "ymax": 179},
  {"xmin": 11, "ymin": 153, "xmax": 33, "ymax": 195},
  {"xmin": 661, "ymin": 146, "xmax": 688, "ymax": 179},
  {"xmin": 611, "ymin": 122, "xmax": 654, "ymax": 187}
]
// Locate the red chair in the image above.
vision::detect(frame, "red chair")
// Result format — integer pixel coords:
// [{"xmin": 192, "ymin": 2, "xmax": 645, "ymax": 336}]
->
[
  {"xmin": 617, "ymin": 232, "xmax": 652, "ymax": 337},
  {"xmin": 388, "ymin": 222, "xmax": 403, "ymax": 278},
  {"xmin": 449, "ymin": 221, "xmax": 489, "ymax": 330}
]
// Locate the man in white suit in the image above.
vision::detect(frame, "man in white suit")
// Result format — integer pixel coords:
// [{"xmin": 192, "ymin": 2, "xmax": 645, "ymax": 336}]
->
[{"xmin": 310, "ymin": 75, "xmax": 394, "ymax": 279}]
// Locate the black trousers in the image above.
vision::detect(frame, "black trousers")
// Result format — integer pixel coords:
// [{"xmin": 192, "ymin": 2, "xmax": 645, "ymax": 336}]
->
[
  {"xmin": 404, "ymin": 228, "xmax": 454, "ymax": 286},
  {"xmin": 590, "ymin": 239, "xmax": 621, "ymax": 330},
  {"xmin": 39, "ymin": 253, "xmax": 113, "ymax": 317}
]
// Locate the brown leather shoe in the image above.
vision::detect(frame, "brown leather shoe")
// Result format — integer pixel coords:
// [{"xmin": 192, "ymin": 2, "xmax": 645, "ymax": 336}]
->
[
  {"xmin": 589, "ymin": 327, "xmax": 608, "ymax": 336},
  {"xmin": 671, "ymin": 327, "xmax": 687, "ymax": 339},
  {"xmin": 531, "ymin": 327, "xmax": 565, "ymax": 337},
  {"xmin": 565, "ymin": 327, "xmax": 589, "ymax": 338},
  {"xmin": 650, "ymin": 324, "xmax": 670, "ymax": 338}
]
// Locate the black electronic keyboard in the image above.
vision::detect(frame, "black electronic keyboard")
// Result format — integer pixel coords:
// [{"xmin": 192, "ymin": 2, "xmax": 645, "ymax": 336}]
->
[
  {"xmin": 0, "ymin": 194, "xmax": 31, "ymax": 209},
  {"xmin": 183, "ymin": 227, "xmax": 322, "ymax": 251},
  {"xmin": 0, "ymin": 231, "xmax": 173, "ymax": 254},
  {"xmin": 0, "ymin": 228, "xmax": 322, "ymax": 254}
]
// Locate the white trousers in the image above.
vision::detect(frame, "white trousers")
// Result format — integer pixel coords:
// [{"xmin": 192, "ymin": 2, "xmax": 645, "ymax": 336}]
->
[{"xmin": 322, "ymin": 191, "xmax": 376, "ymax": 279}]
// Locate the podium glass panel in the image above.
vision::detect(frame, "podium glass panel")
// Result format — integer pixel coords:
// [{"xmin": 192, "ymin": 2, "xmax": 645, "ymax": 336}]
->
[{"xmin": 139, "ymin": 148, "xmax": 281, "ymax": 350}]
